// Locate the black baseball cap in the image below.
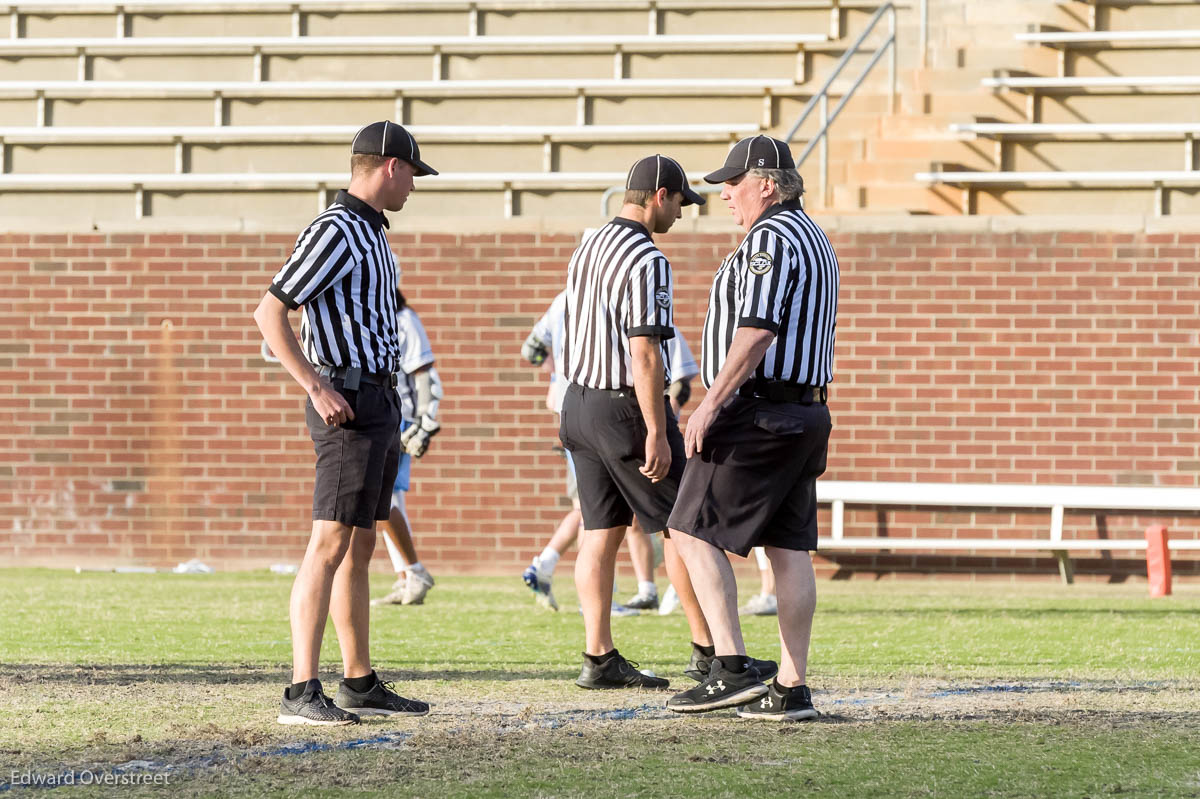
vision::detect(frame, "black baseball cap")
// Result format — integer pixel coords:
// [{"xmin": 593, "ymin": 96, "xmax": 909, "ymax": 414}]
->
[
  {"xmin": 351, "ymin": 120, "xmax": 438, "ymax": 176},
  {"xmin": 704, "ymin": 135, "xmax": 795, "ymax": 183},
  {"xmin": 625, "ymin": 154, "xmax": 706, "ymax": 206}
]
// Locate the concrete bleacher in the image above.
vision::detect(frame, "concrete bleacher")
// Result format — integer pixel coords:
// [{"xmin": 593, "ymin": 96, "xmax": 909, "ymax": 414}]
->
[
  {"xmin": 0, "ymin": 0, "xmax": 905, "ymax": 225},
  {"xmin": 917, "ymin": 0, "xmax": 1200, "ymax": 216}
]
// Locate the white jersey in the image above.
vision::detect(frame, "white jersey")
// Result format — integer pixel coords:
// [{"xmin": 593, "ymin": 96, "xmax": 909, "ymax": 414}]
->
[
  {"xmin": 666, "ymin": 327, "xmax": 700, "ymax": 383},
  {"xmin": 536, "ymin": 289, "xmax": 696, "ymax": 414},
  {"xmin": 395, "ymin": 306, "xmax": 435, "ymax": 422}
]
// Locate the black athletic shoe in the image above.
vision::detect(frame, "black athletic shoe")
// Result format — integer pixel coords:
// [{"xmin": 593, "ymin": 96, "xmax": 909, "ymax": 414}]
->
[
  {"xmin": 277, "ymin": 679, "xmax": 360, "ymax": 726},
  {"xmin": 736, "ymin": 682, "xmax": 819, "ymax": 721},
  {"xmin": 684, "ymin": 650, "xmax": 779, "ymax": 684},
  {"xmin": 667, "ymin": 657, "xmax": 767, "ymax": 713},
  {"xmin": 334, "ymin": 674, "xmax": 429, "ymax": 718},
  {"xmin": 576, "ymin": 651, "xmax": 670, "ymax": 690}
]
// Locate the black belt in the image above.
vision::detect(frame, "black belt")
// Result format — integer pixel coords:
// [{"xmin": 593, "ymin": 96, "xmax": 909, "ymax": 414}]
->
[
  {"xmin": 318, "ymin": 365, "xmax": 398, "ymax": 389},
  {"xmin": 580, "ymin": 385, "xmax": 668, "ymax": 401},
  {"xmin": 738, "ymin": 380, "xmax": 827, "ymax": 405}
]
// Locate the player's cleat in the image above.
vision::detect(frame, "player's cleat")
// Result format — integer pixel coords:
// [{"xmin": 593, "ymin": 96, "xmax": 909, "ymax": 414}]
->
[
  {"xmin": 611, "ymin": 602, "xmax": 639, "ymax": 617},
  {"xmin": 400, "ymin": 564, "xmax": 434, "ymax": 605},
  {"xmin": 667, "ymin": 657, "xmax": 767, "ymax": 713},
  {"xmin": 576, "ymin": 651, "xmax": 670, "ymax": 690},
  {"xmin": 334, "ymin": 672, "xmax": 429, "ymax": 718},
  {"xmin": 277, "ymin": 679, "xmax": 360, "ymax": 726},
  {"xmin": 371, "ymin": 574, "xmax": 407, "ymax": 606},
  {"xmin": 736, "ymin": 682, "xmax": 819, "ymax": 722},
  {"xmin": 684, "ymin": 650, "xmax": 778, "ymax": 684},
  {"xmin": 658, "ymin": 584, "xmax": 680, "ymax": 616},
  {"xmin": 739, "ymin": 592, "xmax": 778, "ymax": 616},
  {"xmin": 522, "ymin": 558, "xmax": 558, "ymax": 611},
  {"xmin": 624, "ymin": 589, "xmax": 659, "ymax": 610}
]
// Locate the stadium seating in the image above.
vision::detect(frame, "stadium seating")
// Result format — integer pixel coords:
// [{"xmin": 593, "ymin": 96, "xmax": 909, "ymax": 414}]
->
[
  {"xmin": 0, "ymin": 0, "xmax": 900, "ymax": 225},
  {"xmin": 917, "ymin": 0, "xmax": 1200, "ymax": 215}
]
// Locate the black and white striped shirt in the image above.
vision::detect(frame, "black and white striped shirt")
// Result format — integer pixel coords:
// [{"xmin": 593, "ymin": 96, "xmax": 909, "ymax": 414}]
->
[
  {"xmin": 269, "ymin": 190, "xmax": 400, "ymax": 375},
  {"xmin": 563, "ymin": 217, "xmax": 675, "ymax": 390},
  {"xmin": 702, "ymin": 200, "xmax": 839, "ymax": 388}
]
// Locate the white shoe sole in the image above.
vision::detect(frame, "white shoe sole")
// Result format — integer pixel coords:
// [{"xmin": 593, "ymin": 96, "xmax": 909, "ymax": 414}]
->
[
  {"xmin": 276, "ymin": 713, "xmax": 357, "ymax": 726},
  {"xmin": 339, "ymin": 706, "xmax": 429, "ymax": 717},
  {"xmin": 736, "ymin": 707, "xmax": 819, "ymax": 721},
  {"xmin": 668, "ymin": 682, "xmax": 768, "ymax": 713}
]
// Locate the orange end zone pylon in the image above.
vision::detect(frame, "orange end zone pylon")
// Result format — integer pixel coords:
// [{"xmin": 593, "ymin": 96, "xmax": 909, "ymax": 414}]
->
[{"xmin": 1145, "ymin": 525, "xmax": 1172, "ymax": 598}]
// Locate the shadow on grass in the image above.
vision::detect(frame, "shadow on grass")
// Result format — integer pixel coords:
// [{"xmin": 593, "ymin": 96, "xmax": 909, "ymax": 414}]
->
[{"xmin": 0, "ymin": 663, "xmax": 580, "ymax": 686}]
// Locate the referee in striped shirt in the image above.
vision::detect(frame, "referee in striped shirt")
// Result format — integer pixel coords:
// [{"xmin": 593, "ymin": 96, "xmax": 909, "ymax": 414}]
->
[
  {"xmin": 561, "ymin": 155, "xmax": 770, "ymax": 691},
  {"xmin": 253, "ymin": 121, "xmax": 435, "ymax": 726},
  {"xmin": 665, "ymin": 135, "xmax": 839, "ymax": 721}
]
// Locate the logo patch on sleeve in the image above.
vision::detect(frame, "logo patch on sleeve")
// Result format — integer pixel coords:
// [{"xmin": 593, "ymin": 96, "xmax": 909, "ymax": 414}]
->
[
  {"xmin": 747, "ymin": 251, "xmax": 774, "ymax": 275},
  {"xmin": 655, "ymin": 288, "xmax": 671, "ymax": 308}
]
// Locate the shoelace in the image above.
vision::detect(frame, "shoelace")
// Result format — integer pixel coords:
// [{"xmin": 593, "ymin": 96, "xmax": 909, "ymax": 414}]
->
[{"xmin": 311, "ymin": 689, "xmax": 340, "ymax": 713}]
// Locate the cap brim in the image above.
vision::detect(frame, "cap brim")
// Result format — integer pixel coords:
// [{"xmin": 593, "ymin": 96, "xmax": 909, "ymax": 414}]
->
[
  {"xmin": 680, "ymin": 183, "xmax": 706, "ymax": 206},
  {"xmin": 703, "ymin": 166, "xmax": 748, "ymax": 184},
  {"xmin": 407, "ymin": 158, "xmax": 438, "ymax": 177}
]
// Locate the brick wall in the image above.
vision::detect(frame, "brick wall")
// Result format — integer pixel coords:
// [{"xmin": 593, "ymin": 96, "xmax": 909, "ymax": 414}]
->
[{"xmin": 2, "ymin": 227, "xmax": 1197, "ymax": 581}]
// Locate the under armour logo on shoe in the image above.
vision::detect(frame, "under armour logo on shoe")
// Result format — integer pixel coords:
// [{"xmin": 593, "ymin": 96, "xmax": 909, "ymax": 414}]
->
[
  {"xmin": 760, "ymin": 696, "xmax": 773, "ymax": 709},
  {"xmin": 707, "ymin": 680, "xmax": 725, "ymax": 695}
]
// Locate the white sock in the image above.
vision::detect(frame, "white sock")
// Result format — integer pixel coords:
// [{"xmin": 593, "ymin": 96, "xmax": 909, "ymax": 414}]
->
[
  {"xmin": 406, "ymin": 561, "xmax": 425, "ymax": 573},
  {"xmin": 754, "ymin": 546, "xmax": 769, "ymax": 570},
  {"xmin": 383, "ymin": 530, "xmax": 407, "ymax": 574},
  {"xmin": 638, "ymin": 580, "xmax": 657, "ymax": 597},
  {"xmin": 538, "ymin": 547, "xmax": 560, "ymax": 576}
]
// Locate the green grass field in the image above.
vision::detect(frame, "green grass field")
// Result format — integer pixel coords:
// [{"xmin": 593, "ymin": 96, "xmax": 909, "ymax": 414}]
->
[{"xmin": 2, "ymin": 569, "xmax": 1199, "ymax": 798}]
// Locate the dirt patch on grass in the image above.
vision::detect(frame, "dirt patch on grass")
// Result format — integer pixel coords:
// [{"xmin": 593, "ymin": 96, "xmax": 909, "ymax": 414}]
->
[{"xmin": 3, "ymin": 665, "xmax": 1198, "ymax": 795}]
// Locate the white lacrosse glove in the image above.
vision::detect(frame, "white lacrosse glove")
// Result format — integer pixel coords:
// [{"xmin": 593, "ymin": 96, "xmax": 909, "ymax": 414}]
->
[{"xmin": 401, "ymin": 414, "xmax": 440, "ymax": 458}]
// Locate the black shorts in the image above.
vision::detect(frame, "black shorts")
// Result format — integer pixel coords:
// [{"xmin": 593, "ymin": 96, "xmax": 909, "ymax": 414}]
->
[
  {"xmin": 305, "ymin": 378, "xmax": 402, "ymax": 531},
  {"xmin": 667, "ymin": 395, "xmax": 831, "ymax": 557},
  {"xmin": 559, "ymin": 383, "xmax": 685, "ymax": 533}
]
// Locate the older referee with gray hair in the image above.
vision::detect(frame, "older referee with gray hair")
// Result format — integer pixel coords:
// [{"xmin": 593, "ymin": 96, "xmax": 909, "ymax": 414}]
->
[{"xmin": 665, "ymin": 135, "xmax": 839, "ymax": 721}]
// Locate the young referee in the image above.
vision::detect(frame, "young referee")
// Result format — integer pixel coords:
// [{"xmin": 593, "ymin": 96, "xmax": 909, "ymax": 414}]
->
[
  {"xmin": 560, "ymin": 155, "xmax": 776, "ymax": 690},
  {"xmin": 666, "ymin": 135, "xmax": 839, "ymax": 721},
  {"xmin": 254, "ymin": 121, "xmax": 436, "ymax": 725}
]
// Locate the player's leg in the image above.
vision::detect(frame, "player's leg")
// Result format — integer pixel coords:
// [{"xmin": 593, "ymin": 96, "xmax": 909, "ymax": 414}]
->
[
  {"xmin": 373, "ymin": 506, "xmax": 410, "ymax": 606},
  {"xmin": 388, "ymin": 490, "xmax": 434, "ymax": 605},
  {"xmin": 740, "ymin": 547, "xmax": 778, "ymax": 616},
  {"xmin": 384, "ymin": 504, "xmax": 419, "ymax": 565},
  {"xmin": 523, "ymin": 451, "xmax": 583, "ymax": 611},
  {"xmin": 624, "ymin": 518, "xmax": 660, "ymax": 609}
]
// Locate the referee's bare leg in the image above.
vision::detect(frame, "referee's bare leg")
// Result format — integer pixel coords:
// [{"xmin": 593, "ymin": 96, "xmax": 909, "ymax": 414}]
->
[
  {"xmin": 290, "ymin": 520, "xmax": 375, "ymax": 682},
  {"xmin": 765, "ymin": 547, "xmax": 816, "ymax": 686},
  {"xmin": 575, "ymin": 525, "xmax": 627, "ymax": 654},
  {"xmin": 668, "ymin": 529, "xmax": 746, "ymax": 656}
]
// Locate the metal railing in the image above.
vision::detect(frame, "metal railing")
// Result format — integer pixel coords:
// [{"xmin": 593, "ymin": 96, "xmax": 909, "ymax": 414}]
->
[{"xmin": 785, "ymin": 1, "xmax": 898, "ymax": 207}]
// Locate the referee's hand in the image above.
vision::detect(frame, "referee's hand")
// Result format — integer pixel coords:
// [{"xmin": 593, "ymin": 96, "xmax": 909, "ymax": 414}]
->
[
  {"xmin": 310, "ymin": 378, "xmax": 355, "ymax": 427},
  {"xmin": 684, "ymin": 398, "xmax": 718, "ymax": 458},
  {"xmin": 640, "ymin": 432, "xmax": 671, "ymax": 483}
]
